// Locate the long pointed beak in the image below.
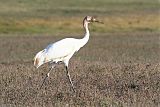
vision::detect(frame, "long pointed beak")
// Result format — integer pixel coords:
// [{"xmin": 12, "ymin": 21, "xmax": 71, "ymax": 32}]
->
[{"xmin": 95, "ymin": 20, "xmax": 104, "ymax": 24}]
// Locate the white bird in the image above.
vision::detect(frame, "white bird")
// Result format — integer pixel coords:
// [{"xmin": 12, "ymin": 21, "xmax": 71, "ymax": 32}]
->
[{"xmin": 34, "ymin": 16, "xmax": 103, "ymax": 92}]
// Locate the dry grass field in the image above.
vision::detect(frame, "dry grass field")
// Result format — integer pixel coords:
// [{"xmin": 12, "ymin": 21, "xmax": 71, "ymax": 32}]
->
[
  {"xmin": 0, "ymin": 32, "xmax": 160, "ymax": 107},
  {"xmin": 0, "ymin": 0, "xmax": 160, "ymax": 107}
]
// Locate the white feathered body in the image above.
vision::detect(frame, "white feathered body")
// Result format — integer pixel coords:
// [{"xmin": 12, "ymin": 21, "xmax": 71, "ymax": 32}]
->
[
  {"xmin": 33, "ymin": 16, "xmax": 102, "ymax": 92},
  {"xmin": 34, "ymin": 37, "xmax": 87, "ymax": 68},
  {"xmin": 34, "ymin": 17, "xmax": 90, "ymax": 68}
]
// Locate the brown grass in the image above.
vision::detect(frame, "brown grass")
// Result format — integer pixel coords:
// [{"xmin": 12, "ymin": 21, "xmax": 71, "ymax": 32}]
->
[
  {"xmin": 0, "ymin": 60, "xmax": 160, "ymax": 107},
  {"xmin": 0, "ymin": 32, "xmax": 159, "ymax": 107}
]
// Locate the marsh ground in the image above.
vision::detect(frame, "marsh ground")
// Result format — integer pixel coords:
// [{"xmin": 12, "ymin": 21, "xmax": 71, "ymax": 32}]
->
[{"xmin": 0, "ymin": 32, "xmax": 160, "ymax": 107}]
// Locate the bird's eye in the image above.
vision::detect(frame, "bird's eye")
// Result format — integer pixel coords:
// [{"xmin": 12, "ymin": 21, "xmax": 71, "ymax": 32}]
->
[{"xmin": 87, "ymin": 17, "xmax": 92, "ymax": 21}]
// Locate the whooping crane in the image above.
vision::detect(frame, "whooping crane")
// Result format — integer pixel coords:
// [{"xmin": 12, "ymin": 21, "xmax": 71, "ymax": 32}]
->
[{"xmin": 34, "ymin": 16, "xmax": 103, "ymax": 92}]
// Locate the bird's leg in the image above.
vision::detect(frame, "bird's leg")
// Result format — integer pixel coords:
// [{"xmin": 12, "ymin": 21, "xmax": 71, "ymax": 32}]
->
[
  {"xmin": 65, "ymin": 66, "xmax": 76, "ymax": 92},
  {"xmin": 40, "ymin": 65, "xmax": 54, "ymax": 89}
]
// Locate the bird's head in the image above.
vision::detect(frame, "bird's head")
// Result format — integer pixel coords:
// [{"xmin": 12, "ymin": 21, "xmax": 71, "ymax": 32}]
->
[{"xmin": 84, "ymin": 16, "xmax": 103, "ymax": 24}]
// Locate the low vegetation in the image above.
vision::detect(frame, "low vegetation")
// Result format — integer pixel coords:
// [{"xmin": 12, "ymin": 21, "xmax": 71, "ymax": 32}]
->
[{"xmin": 0, "ymin": 32, "xmax": 159, "ymax": 106}]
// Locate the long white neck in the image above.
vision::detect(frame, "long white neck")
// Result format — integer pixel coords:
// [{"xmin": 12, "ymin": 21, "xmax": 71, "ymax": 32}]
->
[{"xmin": 79, "ymin": 20, "xmax": 90, "ymax": 47}]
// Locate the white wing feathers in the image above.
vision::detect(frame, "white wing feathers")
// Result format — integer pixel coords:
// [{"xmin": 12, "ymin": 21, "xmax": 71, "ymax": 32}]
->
[
  {"xmin": 34, "ymin": 38, "xmax": 81, "ymax": 68},
  {"xmin": 34, "ymin": 49, "xmax": 46, "ymax": 68}
]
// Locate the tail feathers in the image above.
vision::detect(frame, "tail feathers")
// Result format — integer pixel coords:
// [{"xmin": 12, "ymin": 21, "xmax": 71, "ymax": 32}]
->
[
  {"xmin": 34, "ymin": 50, "xmax": 46, "ymax": 68},
  {"xmin": 34, "ymin": 57, "xmax": 40, "ymax": 68}
]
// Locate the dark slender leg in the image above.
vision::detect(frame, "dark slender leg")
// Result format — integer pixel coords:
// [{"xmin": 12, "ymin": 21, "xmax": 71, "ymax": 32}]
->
[
  {"xmin": 65, "ymin": 66, "xmax": 76, "ymax": 92},
  {"xmin": 40, "ymin": 66, "xmax": 54, "ymax": 89}
]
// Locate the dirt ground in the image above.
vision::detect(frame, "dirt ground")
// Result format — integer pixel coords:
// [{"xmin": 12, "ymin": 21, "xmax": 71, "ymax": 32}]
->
[{"xmin": 0, "ymin": 32, "xmax": 160, "ymax": 107}]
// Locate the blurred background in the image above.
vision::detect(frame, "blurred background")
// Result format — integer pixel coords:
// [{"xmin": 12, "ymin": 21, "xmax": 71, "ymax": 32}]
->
[
  {"xmin": 0, "ymin": 0, "xmax": 159, "ymax": 63},
  {"xmin": 0, "ymin": 0, "xmax": 159, "ymax": 34}
]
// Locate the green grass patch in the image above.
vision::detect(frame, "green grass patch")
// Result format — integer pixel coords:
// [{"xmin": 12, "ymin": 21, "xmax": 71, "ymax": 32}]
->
[
  {"xmin": 0, "ymin": 0, "xmax": 159, "ymax": 35},
  {"xmin": 0, "ymin": 14, "xmax": 159, "ymax": 35}
]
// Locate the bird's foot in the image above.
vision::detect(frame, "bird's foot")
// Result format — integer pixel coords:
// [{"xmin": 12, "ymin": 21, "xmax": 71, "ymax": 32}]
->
[
  {"xmin": 47, "ymin": 73, "xmax": 50, "ymax": 77},
  {"xmin": 70, "ymin": 85, "xmax": 76, "ymax": 93}
]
